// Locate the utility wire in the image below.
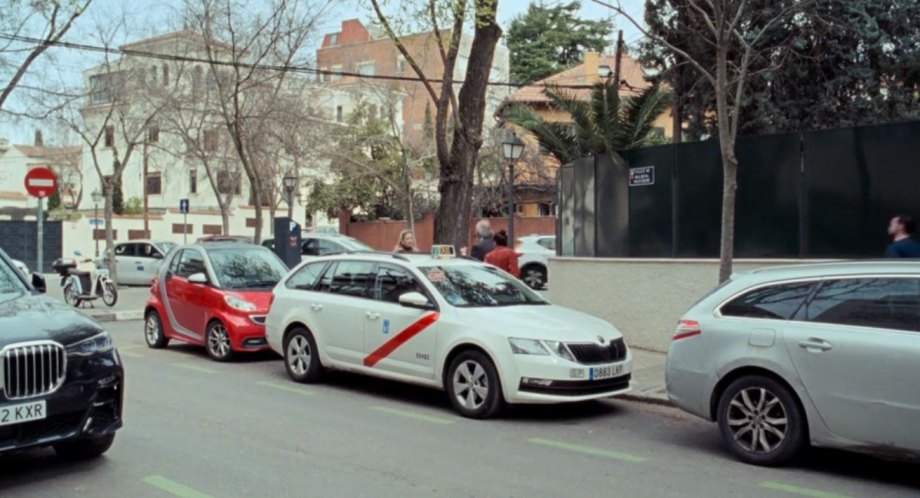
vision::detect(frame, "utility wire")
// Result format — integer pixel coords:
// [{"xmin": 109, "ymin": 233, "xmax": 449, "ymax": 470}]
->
[{"xmin": 0, "ymin": 32, "xmax": 629, "ymax": 91}]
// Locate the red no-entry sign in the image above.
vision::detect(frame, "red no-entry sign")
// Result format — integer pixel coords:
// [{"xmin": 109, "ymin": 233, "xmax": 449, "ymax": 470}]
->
[{"xmin": 24, "ymin": 167, "xmax": 57, "ymax": 198}]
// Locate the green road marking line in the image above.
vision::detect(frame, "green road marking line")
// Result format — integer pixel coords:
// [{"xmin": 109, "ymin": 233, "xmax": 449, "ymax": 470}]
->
[
  {"xmin": 761, "ymin": 481, "xmax": 854, "ymax": 498},
  {"xmin": 370, "ymin": 406, "xmax": 454, "ymax": 425},
  {"xmin": 528, "ymin": 437, "xmax": 646, "ymax": 463},
  {"xmin": 143, "ymin": 475, "xmax": 214, "ymax": 498},
  {"xmin": 118, "ymin": 344, "xmax": 144, "ymax": 351},
  {"xmin": 171, "ymin": 363, "xmax": 217, "ymax": 374},
  {"xmin": 256, "ymin": 381, "xmax": 314, "ymax": 397},
  {"xmin": 119, "ymin": 351, "xmax": 144, "ymax": 358}
]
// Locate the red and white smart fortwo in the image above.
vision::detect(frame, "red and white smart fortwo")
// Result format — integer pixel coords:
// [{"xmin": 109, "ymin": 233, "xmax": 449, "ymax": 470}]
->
[{"xmin": 144, "ymin": 242, "xmax": 288, "ymax": 361}]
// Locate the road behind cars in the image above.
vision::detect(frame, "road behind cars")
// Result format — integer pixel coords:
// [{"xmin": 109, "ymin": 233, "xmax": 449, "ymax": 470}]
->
[{"xmin": 1, "ymin": 319, "xmax": 917, "ymax": 498}]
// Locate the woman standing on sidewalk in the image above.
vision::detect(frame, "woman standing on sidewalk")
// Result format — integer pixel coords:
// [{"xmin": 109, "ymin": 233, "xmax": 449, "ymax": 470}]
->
[{"xmin": 484, "ymin": 230, "xmax": 519, "ymax": 278}]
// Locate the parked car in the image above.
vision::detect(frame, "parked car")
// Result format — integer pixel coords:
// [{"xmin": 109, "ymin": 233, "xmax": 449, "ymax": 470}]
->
[
  {"xmin": 0, "ymin": 247, "xmax": 124, "ymax": 459},
  {"xmin": 265, "ymin": 247, "xmax": 632, "ymax": 419},
  {"xmin": 108, "ymin": 240, "xmax": 177, "ymax": 285},
  {"xmin": 667, "ymin": 261, "xmax": 920, "ymax": 466},
  {"xmin": 11, "ymin": 259, "xmax": 28, "ymax": 277},
  {"xmin": 196, "ymin": 235, "xmax": 253, "ymax": 244},
  {"xmin": 144, "ymin": 242, "xmax": 288, "ymax": 361},
  {"xmin": 301, "ymin": 233, "xmax": 374, "ymax": 257},
  {"xmin": 516, "ymin": 235, "xmax": 555, "ymax": 290}
]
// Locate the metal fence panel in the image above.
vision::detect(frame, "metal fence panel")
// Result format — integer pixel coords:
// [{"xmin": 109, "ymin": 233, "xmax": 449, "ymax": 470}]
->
[
  {"xmin": 675, "ymin": 140, "xmax": 723, "ymax": 257},
  {"xmin": 559, "ymin": 165, "xmax": 576, "ymax": 256},
  {"xmin": 0, "ymin": 220, "xmax": 62, "ymax": 271},
  {"xmin": 573, "ymin": 156, "xmax": 596, "ymax": 256},
  {"xmin": 622, "ymin": 145, "xmax": 675, "ymax": 257}
]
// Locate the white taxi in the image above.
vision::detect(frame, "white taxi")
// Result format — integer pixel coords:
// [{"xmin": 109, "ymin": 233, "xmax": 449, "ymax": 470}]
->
[{"xmin": 265, "ymin": 247, "xmax": 633, "ymax": 418}]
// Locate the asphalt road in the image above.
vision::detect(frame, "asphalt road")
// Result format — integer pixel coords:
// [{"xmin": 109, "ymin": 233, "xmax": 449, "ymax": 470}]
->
[{"xmin": 1, "ymin": 320, "xmax": 917, "ymax": 498}]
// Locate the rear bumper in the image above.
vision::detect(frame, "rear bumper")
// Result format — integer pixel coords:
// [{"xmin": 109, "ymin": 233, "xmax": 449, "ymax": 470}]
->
[{"xmin": 0, "ymin": 351, "xmax": 124, "ymax": 454}]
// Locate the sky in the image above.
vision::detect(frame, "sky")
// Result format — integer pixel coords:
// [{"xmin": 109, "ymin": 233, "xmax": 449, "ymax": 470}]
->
[{"xmin": 0, "ymin": 0, "xmax": 646, "ymax": 145}]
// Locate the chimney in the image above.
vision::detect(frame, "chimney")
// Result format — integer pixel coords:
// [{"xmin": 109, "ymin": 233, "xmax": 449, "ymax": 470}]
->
[
  {"xmin": 34, "ymin": 129, "xmax": 43, "ymax": 147},
  {"xmin": 583, "ymin": 52, "xmax": 600, "ymax": 84}
]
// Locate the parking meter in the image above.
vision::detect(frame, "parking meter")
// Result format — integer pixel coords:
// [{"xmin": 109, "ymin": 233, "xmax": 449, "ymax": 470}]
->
[{"xmin": 273, "ymin": 217, "xmax": 302, "ymax": 269}]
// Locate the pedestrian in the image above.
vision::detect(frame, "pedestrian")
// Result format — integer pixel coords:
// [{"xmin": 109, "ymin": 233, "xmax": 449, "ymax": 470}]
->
[
  {"xmin": 886, "ymin": 215, "xmax": 920, "ymax": 258},
  {"xmin": 470, "ymin": 220, "xmax": 495, "ymax": 261},
  {"xmin": 484, "ymin": 229, "xmax": 520, "ymax": 277},
  {"xmin": 394, "ymin": 229, "xmax": 417, "ymax": 253}
]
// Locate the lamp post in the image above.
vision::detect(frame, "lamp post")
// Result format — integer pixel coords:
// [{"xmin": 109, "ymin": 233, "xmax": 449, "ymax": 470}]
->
[
  {"xmin": 91, "ymin": 189, "xmax": 103, "ymax": 257},
  {"xmin": 283, "ymin": 175, "xmax": 297, "ymax": 220},
  {"xmin": 501, "ymin": 131, "xmax": 525, "ymax": 244}
]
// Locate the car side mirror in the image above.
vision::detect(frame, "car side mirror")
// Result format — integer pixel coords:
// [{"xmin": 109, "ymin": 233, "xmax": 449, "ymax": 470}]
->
[
  {"xmin": 31, "ymin": 273, "xmax": 47, "ymax": 294},
  {"xmin": 152, "ymin": 252, "xmax": 164, "ymax": 260},
  {"xmin": 188, "ymin": 273, "xmax": 209, "ymax": 285},
  {"xmin": 399, "ymin": 292, "xmax": 433, "ymax": 310}
]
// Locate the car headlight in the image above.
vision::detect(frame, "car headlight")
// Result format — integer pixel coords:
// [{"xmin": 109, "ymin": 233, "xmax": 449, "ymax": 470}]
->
[
  {"xmin": 544, "ymin": 341, "xmax": 576, "ymax": 362},
  {"xmin": 509, "ymin": 338, "xmax": 549, "ymax": 355},
  {"xmin": 225, "ymin": 295, "xmax": 258, "ymax": 312},
  {"xmin": 67, "ymin": 332, "xmax": 114, "ymax": 357}
]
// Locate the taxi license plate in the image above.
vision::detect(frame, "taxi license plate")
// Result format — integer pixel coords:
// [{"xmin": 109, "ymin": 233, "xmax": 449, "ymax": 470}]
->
[
  {"xmin": 590, "ymin": 365, "xmax": 624, "ymax": 381},
  {"xmin": 0, "ymin": 400, "xmax": 46, "ymax": 427}
]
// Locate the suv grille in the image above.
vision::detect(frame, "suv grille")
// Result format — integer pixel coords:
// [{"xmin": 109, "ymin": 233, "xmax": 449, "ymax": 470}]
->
[
  {"xmin": 566, "ymin": 338, "xmax": 627, "ymax": 365},
  {"xmin": 2, "ymin": 341, "xmax": 67, "ymax": 401}
]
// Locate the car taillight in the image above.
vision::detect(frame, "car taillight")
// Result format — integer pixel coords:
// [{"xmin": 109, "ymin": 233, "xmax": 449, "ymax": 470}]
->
[
  {"xmin": 673, "ymin": 320, "xmax": 701, "ymax": 341},
  {"xmin": 268, "ymin": 293, "xmax": 275, "ymax": 309}
]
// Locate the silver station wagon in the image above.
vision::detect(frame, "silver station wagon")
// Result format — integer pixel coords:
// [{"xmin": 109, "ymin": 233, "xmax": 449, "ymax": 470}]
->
[{"xmin": 667, "ymin": 261, "xmax": 920, "ymax": 466}]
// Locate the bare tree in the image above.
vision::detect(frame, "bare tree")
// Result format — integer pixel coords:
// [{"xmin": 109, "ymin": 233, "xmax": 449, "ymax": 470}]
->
[
  {"xmin": 597, "ymin": 0, "xmax": 812, "ymax": 281},
  {"xmin": 370, "ymin": 0, "xmax": 504, "ymax": 248},
  {"xmin": 0, "ymin": 0, "xmax": 92, "ymax": 111},
  {"xmin": 182, "ymin": 0, "xmax": 330, "ymax": 244}
]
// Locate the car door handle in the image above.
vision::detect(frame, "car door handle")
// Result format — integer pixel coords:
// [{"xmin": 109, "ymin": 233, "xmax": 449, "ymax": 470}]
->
[
  {"xmin": 366, "ymin": 312, "xmax": 380, "ymax": 320},
  {"xmin": 798, "ymin": 338, "xmax": 833, "ymax": 352},
  {"xmin": 310, "ymin": 303, "xmax": 324, "ymax": 311}
]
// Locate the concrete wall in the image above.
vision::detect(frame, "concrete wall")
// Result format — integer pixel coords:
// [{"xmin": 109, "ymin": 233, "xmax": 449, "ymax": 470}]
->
[{"xmin": 548, "ymin": 258, "xmax": 825, "ymax": 353}]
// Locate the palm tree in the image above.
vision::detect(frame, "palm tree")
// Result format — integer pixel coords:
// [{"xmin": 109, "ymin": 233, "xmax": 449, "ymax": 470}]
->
[{"xmin": 504, "ymin": 79, "xmax": 671, "ymax": 165}]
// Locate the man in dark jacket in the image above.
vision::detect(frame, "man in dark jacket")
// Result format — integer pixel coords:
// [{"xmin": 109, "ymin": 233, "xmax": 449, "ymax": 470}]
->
[
  {"xmin": 886, "ymin": 214, "xmax": 920, "ymax": 258},
  {"xmin": 470, "ymin": 220, "xmax": 495, "ymax": 261}
]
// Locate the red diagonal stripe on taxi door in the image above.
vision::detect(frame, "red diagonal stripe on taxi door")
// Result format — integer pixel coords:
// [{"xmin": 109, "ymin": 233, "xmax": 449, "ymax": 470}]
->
[{"xmin": 363, "ymin": 312, "xmax": 440, "ymax": 367}]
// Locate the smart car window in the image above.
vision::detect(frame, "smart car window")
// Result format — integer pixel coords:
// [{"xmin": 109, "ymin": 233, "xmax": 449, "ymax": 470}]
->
[
  {"xmin": 286, "ymin": 262, "xmax": 328, "ymax": 291},
  {"xmin": 804, "ymin": 278, "xmax": 920, "ymax": 332},
  {"xmin": 375, "ymin": 264, "xmax": 425, "ymax": 303},
  {"xmin": 327, "ymin": 261, "xmax": 375, "ymax": 299},
  {"xmin": 177, "ymin": 250, "xmax": 206, "ymax": 278},
  {"xmin": 720, "ymin": 282, "xmax": 815, "ymax": 320},
  {"xmin": 209, "ymin": 248, "xmax": 288, "ymax": 290}
]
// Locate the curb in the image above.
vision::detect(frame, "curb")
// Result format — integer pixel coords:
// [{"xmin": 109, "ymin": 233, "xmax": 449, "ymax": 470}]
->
[
  {"xmin": 88, "ymin": 310, "xmax": 144, "ymax": 323},
  {"xmin": 620, "ymin": 391, "xmax": 672, "ymax": 407}
]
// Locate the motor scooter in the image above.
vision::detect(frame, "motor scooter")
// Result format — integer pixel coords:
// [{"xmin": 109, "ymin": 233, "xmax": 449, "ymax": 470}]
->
[{"xmin": 51, "ymin": 251, "xmax": 118, "ymax": 308}]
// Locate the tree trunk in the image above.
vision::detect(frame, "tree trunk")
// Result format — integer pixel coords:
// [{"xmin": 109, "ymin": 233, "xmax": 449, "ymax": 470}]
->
[
  {"xmin": 434, "ymin": 3, "xmax": 503, "ymax": 248},
  {"xmin": 103, "ymin": 183, "xmax": 117, "ymax": 281},
  {"xmin": 221, "ymin": 207, "xmax": 230, "ymax": 236},
  {"xmin": 715, "ymin": 43, "xmax": 737, "ymax": 283}
]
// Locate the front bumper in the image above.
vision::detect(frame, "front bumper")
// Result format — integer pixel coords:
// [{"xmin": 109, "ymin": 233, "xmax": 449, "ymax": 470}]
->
[
  {"xmin": 502, "ymin": 352, "xmax": 634, "ymax": 404},
  {"xmin": 0, "ymin": 350, "xmax": 124, "ymax": 454},
  {"xmin": 223, "ymin": 314, "xmax": 271, "ymax": 353}
]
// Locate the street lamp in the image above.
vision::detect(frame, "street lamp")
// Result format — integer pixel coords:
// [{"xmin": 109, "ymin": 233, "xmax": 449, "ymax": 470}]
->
[
  {"xmin": 91, "ymin": 189, "xmax": 103, "ymax": 257},
  {"xmin": 283, "ymin": 175, "xmax": 297, "ymax": 220},
  {"xmin": 501, "ymin": 131, "xmax": 525, "ymax": 244}
]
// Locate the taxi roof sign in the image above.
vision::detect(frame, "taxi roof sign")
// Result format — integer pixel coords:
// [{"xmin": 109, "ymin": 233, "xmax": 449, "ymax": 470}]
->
[{"xmin": 430, "ymin": 245, "xmax": 456, "ymax": 259}]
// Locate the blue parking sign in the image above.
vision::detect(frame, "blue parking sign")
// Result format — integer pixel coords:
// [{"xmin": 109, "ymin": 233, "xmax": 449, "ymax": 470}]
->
[{"xmin": 179, "ymin": 199, "xmax": 189, "ymax": 214}]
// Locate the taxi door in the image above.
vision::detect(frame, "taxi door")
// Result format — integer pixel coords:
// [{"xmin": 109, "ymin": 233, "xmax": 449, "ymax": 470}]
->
[{"xmin": 362, "ymin": 264, "xmax": 438, "ymax": 380}]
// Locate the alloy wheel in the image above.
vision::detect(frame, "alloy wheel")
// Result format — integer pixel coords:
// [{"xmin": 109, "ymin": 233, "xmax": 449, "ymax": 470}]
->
[
  {"xmin": 287, "ymin": 335, "xmax": 311, "ymax": 376},
  {"xmin": 727, "ymin": 387, "xmax": 788, "ymax": 454},
  {"xmin": 145, "ymin": 315, "xmax": 159, "ymax": 344},
  {"xmin": 452, "ymin": 360, "xmax": 489, "ymax": 411},
  {"xmin": 523, "ymin": 269, "xmax": 545, "ymax": 289},
  {"xmin": 208, "ymin": 324, "xmax": 231, "ymax": 359}
]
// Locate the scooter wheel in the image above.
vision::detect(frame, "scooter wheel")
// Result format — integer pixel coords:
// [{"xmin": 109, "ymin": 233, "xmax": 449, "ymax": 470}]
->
[
  {"xmin": 63, "ymin": 284, "xmax": 79, "ymax": 307},
  {"xmin": 102, "ymin": 281, "xmax": 118, "ymax": 307}
]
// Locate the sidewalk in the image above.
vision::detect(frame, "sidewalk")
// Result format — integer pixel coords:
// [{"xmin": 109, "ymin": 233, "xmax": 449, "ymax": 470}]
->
[
  {"xmin": 44, "ymin": 275, "xmax": 149, "ymax": 323},
  {"xmin": 625, "ymin": 348, "xmax": 669, "ymax": 405}
]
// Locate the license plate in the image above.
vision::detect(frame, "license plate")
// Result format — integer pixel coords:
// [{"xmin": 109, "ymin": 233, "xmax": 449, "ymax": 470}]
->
[
  {"xmin": 590, "ymin": 364, "xmax": 624, "ymax": 381},
  {"xmin": 0, "ymin": 401, "xmax": 47, "ymax": 427}
]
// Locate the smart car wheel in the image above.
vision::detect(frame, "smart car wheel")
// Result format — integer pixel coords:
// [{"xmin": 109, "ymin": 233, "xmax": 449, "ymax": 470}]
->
[
  {"xmin": 284, "ymin": 327, "xmax": 323, "ymax": 383},
  {"xmin": 205, "ymin": 321, "xmax": 234, "ymax": 362},
  {"xmin": 717, "ymin": 375, "xmax": 805, "ymax": 466},
  {"xmin": 145, "ymin": 310, "xmax": 169, "ymax": 349},
  {"xmin": 446, "ymin": 350, "xmax": 504, "ymax": 419},
  {"xmin": 54, "ymin": 434, "xmax": 115, "ymax": 460}
]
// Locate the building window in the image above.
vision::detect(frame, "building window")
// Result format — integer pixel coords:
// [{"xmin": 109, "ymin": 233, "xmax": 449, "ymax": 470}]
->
[
  {"xmin": 172, "ymin": 223, "xmax": 193, "ymax": 234},
  {"xmin": 356, "ymin": 61, "xmax": 376, "ymax": 76},
  {"xmin": 94, "ymin": 229, "xmax": 118, "ymax": 241},
  {"xmin": 202, "ymin": 224, "xmax": 222, "ymax": 235},
  {"xmin": 336, "ymin": 106, "xmax": 343, "ymax": 122},
  {"xmin": 162, "ymin": 64, "xmax": 170, "ymax": 87},
  {"xmin": 246, "ymin": 217, "xmax": 257, "ymax": 228},
  {"xmin": 104, "ymin": 126, "xmax": 115, "ymax": 147},
  {"xmin": 329, "ymin": 33, "xmax": 338, "ymax": 46},
  {"xmin": 146, "ymin": 173, "xmax": 162, "ymax": 195},
  {"xmin": 330, "ymin": 64, "xmax": 343, "ymax": 81},
  {"xmin": 217, "ymin": 170, "xmax": 241, "ymax": 195},
  {"xmin": 149, "ymin": 66, "xmax": 157, "ymax": 87},
  {"xmin": 396, "ymin": 56, "xmax": 407, "ymax": 73},
  {"xmin": 207, "ymin": 69, "xmax": 218, "ymax": 94},
  {"xmin": 148, "ymin": 125, "xmax": 159, "ymax": 143},
  {"xmin": 203, "ymin": 129, "xmax": 218, "ymax": 152},
  {"xmin": 89, "ymin": 72, "xmax": 125, "ymax": 104},
  {"xmin": 192, "ymin": 66, "xmax": 203, "ymax": 96},
  {"xmin": 189, "ymin": 169, "xmax": 198, "ymax": 194},
  {"xmin": 319, "ymin": 67, "xmax": 329, "ymax": 83},
  {"xmin": 128, "ymin": 229, "xmax": 150, "ymax": 240}
]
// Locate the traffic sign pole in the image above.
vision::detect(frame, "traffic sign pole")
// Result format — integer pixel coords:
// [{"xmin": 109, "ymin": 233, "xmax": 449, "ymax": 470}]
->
[
  {"xmin": 184, "ymin": 211, "xmax": 188, "ymax": 244},
  {"xmin": 37, "ymin": 196, "xmax": 43, "ymax": 273}
]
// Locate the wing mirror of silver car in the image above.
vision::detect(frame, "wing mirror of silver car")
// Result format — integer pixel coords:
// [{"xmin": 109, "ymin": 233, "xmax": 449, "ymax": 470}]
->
[
  {"xmin": 399, "ymin": 292, "xmax": 434, "ymax": 310},
  {"xmin": 188, "ymin": 273, "xmax": 209, "ymax": 285}
]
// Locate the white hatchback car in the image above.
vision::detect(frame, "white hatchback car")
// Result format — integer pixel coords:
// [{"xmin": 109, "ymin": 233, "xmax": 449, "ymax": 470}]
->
[{"xmin": 266, "ymin": 248, "xmax": 632, "ymax": 418}]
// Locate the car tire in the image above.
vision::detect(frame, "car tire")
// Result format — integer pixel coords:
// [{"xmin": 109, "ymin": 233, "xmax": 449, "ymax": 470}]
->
[
  {"xmin": 284, "ymin": 327, "xmax": 324, "ymax": 383},
  {"xmin": 54, "ymin": 434, "xmax": 115, "ymax": 460},
  {"xmin": 145, "ymin": 310, "xmax": 169, "ymax": 349},
  {"xmin": 717, "ymin": 375, "xmax": 805, "ymax": 466},
  {"xmin": 521, "ymin": 264, "xmax": 547, "ymax": 290},
  {"xmin": 205, "ymin": 321, "xmax": 234, "ymax": 362},
  {"xmin": 446, "ymin": 350, "xmax": 504, "ymax": 419}
]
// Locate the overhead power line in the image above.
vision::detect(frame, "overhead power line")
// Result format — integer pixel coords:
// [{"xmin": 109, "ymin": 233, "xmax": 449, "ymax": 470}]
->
[{"xmin": 0, "ymin": 33, "xmax": 629, "ymax": 91}]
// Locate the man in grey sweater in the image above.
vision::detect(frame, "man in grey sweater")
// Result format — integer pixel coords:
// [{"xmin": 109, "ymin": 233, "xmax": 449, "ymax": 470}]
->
[{"xmin": 470, "ymin": 220, "xmax": 495, "ymax": 261}]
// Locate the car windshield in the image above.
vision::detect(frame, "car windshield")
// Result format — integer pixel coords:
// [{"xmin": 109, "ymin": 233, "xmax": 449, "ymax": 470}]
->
[
  {"xmin": 207, "ymin": 248, "xmax": 289, "ymax": 290},
  {"xmin": 0, "ymin": 258, "xmax": 27, "ymax": 304},
  {"xmin": 419, "ymin": 264, "xmax": 548, "ymax": 308},
  {"xmin": 157, "ymin": 241, "xmax": 177, "ymax": 254}
]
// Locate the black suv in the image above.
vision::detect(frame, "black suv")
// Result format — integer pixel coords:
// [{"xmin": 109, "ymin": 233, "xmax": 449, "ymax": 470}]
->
[{"xmin": 0, "ymin": 249, "xmax": 123, "ymax": 458}]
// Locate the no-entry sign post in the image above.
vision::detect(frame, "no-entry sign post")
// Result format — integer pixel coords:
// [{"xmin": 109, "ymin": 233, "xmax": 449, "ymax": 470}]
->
[{"xmin": 24, "ymin": 167, "xmax": 58, "ymax": 273}]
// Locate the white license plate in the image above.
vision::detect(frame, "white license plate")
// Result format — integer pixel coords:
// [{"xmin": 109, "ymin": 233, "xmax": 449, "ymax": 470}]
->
[
  {"xmin": 0, "ymin": 400, "xmax": 47, "ymax": 427},
  {"xmin": 590, "ymin": 364, "xmax": 624, "ymax": 381}
]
